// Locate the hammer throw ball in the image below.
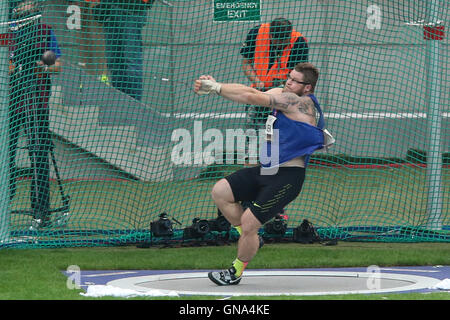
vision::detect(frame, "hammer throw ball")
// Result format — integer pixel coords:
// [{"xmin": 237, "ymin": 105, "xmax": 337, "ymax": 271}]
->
[{"xmin": 41, "ymin": 50, "xmax": 56, "ymax": 66}]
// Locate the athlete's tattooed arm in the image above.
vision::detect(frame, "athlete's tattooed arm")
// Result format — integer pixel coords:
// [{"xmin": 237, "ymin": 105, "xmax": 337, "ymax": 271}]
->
[{"xmin": 194, "ymin": 78, "xmax": 316, "ymax": 124}]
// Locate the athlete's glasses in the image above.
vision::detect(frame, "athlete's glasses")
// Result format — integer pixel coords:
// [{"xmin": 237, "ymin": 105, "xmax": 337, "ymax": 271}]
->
[{"xmin": 287, "ymin": 74, "xmax": 309, "ymax": 85}]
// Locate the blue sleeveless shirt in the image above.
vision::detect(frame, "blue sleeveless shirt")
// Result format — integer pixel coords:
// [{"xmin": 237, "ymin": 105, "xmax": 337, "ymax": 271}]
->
[{"xmin": 260, "ymin": 94, "xmax": 325, "ymax": 168}]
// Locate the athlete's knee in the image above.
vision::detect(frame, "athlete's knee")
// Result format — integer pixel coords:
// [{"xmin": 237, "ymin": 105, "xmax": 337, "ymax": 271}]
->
[
  {"xmin": 211, "ymin": 178, "xmax": 234, "ymax": 204},
  {"xmin": 240, "ymin": 209, "xmax": 261, "ymax": 236}
]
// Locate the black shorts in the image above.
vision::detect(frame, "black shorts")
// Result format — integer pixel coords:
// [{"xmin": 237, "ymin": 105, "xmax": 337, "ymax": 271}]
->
[{"xmin": 225, "ymin": 165, "xmax": 306, "ymax": 224}]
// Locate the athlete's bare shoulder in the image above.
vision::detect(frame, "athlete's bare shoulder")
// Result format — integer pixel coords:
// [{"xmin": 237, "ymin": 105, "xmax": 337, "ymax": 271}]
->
[{"xmin": 267, "ymin": 92, "xmax": 316, "ymax": 120}]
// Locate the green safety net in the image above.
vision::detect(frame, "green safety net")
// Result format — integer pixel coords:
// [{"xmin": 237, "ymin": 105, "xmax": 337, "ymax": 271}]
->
[{"xmin": 0, "ymin": 0, "xmax": 448, "ymax": 248}]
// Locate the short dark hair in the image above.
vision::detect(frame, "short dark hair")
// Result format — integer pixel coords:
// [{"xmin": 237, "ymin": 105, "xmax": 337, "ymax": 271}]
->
[
  {"xmin": 294, "ymin": 63, "xmax": 319, "ymax": 92},
  {"xmin": 270, "ymin": 18, "xmax": 292, "ymax": 40}
]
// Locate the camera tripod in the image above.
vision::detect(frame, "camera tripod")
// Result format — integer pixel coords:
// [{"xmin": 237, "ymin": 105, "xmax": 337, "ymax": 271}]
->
[{"xmin": 10, "ymin": 141, "xmax": 70, "ymax": 229}]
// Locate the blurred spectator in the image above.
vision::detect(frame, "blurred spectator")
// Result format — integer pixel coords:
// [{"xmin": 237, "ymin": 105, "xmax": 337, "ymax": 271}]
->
[
  {"xmin": 8, "ymin": 0, "xmax": 62, "ymax": 228},
  {"xmin": 90, "ymin": 0, "xmax": 155, "ymax": 101}
]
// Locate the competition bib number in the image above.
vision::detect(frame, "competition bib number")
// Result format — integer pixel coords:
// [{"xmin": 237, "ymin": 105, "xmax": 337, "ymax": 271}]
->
[{"xmin": 265, "ymin": 115, "xmax": 277, "ymax": 141}]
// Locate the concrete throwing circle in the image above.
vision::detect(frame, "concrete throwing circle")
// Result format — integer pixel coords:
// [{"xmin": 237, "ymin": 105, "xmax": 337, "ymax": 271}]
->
[{"xmin": 107, "ymin": 270, "xmax": 441, "ymax": 297}]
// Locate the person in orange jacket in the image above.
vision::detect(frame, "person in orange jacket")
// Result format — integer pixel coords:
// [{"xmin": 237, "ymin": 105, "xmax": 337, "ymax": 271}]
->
[{"xmin": 240, "ymin": 17, "xmax": 309, "ymax": 128}]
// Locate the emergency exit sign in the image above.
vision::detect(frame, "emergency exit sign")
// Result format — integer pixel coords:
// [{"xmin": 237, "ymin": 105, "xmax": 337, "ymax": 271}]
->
[{"xmin": 213, "ymin": 0, "xmax": 261, "ymax": 22}]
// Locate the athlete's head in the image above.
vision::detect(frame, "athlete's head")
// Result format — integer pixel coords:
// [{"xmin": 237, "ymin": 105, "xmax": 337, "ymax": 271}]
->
[{"xmin": 284, "ymin": 63, "xmax": 319, "ymax": 95}]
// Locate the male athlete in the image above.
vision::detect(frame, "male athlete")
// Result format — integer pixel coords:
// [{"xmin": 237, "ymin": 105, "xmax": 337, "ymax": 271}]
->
[{"xmin": 194, "ymin": 62, "xmax": 333, "ymax": 285}]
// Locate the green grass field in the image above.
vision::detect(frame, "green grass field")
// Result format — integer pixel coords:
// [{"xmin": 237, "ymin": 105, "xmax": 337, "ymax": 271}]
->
[{"xmin": 0, "ymin": 242, "xmax": 449, "ymax": 300}]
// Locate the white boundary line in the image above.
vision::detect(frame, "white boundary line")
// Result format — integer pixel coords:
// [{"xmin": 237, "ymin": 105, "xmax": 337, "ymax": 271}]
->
[
  {"xmin": 107, "ymin": 270, "xmax": 441, "ymax": 297},
  {"xmin": 164, "ymin": 112, "xmax": 450, "ymax": 120},
  {"xmin": 84, "ymin": 271, "xmax": 138, "ymax": 278}
]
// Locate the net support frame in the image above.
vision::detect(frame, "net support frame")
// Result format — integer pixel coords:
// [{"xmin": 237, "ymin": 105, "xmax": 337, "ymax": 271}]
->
[
  {"xmin": 0, "ymin": 0, "xmax": 10, "ymax": 243},
  {"xmin": 426, "ymin": 0, "xmax": 443, "ymax": 230}
]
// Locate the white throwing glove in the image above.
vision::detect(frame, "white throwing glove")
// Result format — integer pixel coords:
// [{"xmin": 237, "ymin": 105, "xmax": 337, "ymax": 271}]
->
[{"xmin": 197, "ymin": 79, "xmax": 222, "ymax": 95}]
